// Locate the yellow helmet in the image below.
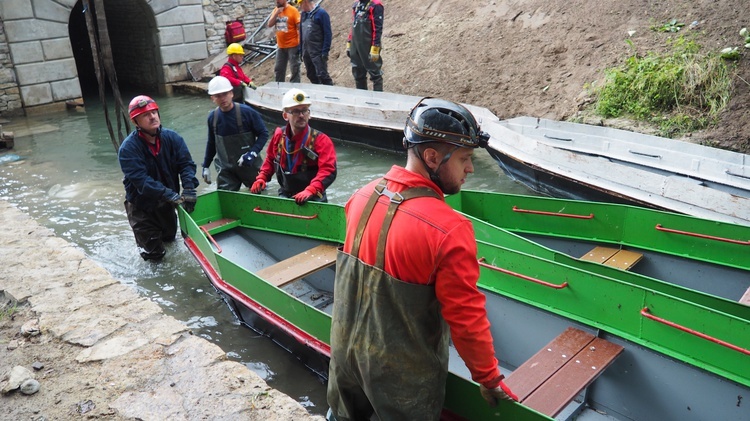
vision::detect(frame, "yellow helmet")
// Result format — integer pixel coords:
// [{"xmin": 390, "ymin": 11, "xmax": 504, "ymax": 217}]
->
[{"xmin": 227, "ymin": 43, "xmax": 244, "ymax": 56}]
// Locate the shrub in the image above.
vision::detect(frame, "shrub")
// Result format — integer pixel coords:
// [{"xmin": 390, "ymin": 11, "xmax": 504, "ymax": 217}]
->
[{"xmin": 594, "ymin": 36, "xmax": 731, "ymax": 137}]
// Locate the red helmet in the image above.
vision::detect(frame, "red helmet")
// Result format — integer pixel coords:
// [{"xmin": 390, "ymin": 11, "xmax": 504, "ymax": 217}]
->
[{"xmin": 128, "ymin": 95, "xmax": 159, "ymax": 120}]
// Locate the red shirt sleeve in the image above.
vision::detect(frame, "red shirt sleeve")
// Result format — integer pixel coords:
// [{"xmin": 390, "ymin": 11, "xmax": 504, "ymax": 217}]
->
[{"xmin": 435, "ymin": 221, "xmax": 501, "ymax": 387}]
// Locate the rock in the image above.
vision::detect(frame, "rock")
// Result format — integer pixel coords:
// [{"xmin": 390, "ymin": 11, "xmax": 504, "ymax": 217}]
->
[
  {"xmin": 1, "ymin": 366, "xmax": 34, "ymax": 394},
  {"xmin": 20, "ymin": 378, "xmax": 40, "ymax": 395},
  {"xmin": 21, "ymin": 319, "xmax": 40, "ymax": 337},
  {"xmin": 6, "ymin": 339, "xmax": 19, "ymax": 350},
  {"xmin": 31, "ymin": 362, "xmax": 44, "ymax": 371}
]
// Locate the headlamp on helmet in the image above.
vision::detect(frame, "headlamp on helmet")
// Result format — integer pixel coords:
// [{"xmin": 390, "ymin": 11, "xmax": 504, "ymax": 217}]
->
[
  {"xmin": 281, "ymin": 88, "xmax": 312, "ymax": 109},
  {"xmin": 128, "ymin": 95, "xmax": 159, "ymax": 120},
  {"xmin": 403, "ymin": 98, "xmax": 488, "ymax": 149}
]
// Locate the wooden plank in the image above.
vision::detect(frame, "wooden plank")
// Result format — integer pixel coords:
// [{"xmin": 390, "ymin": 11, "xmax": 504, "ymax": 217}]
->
[
  {"xmin": 580, "ymin": 246, "xmax": 618, "ymax": 264},
  {"xmin": 604, "ymin": 249, "xmax": 643, "ymax": 270},
  {"xmin": 256, "ymin": 244, "xmax": 338, "ymax": 288},
  {"xmin": 505, "ymin": 327, "xmax": 595, "ymax": 402},
  {"xmin": 522, "ymin": 337, "xmax": 624, "ymax": 417},
  {"xmin": 580, "ymin": 246, "xmax": 643, "ymax": 270},
  {"xmin": 740, "ymin": 287, "xmax": 750, "ymax": 305}
]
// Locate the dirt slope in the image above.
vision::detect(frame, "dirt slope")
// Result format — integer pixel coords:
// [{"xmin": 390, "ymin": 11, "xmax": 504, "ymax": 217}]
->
[{"xmin": 250, "ymin": 0, "xmax": 750, "ymax": 152}]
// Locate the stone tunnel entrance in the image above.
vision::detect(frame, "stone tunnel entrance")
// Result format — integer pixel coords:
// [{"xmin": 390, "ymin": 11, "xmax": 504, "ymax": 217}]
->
[{"xmin": 69, "ymin": 0, "xmax": 163, "ymax": 99}]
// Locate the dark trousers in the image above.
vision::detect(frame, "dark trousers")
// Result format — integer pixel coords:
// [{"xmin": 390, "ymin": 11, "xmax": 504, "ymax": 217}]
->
[
  {"xmin": 275, "ymin": 47, "xmax": 301, "ymax": 83},
  {"xmin": 124, "ymin": 201, "xmax": 177, "ymax": 260},
  {"xmin": 303, "ymin": 51, "xmax": 333, "ymax": 85}
]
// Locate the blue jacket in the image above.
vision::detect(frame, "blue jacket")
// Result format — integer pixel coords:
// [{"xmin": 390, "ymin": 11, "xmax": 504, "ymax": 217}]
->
[
  {"xmin": 119, "ymin": 128, "xmax": 198, "ymax": 212},
  {"xmin": 301, "ymin": 5, "xmax": 333, "ymax": 57}
]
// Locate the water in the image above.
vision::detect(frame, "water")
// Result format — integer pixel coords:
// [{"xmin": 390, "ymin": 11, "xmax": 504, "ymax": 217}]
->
[{"xmin": 0, "ymin": 92, "xmax": 533, "ymax": 415}]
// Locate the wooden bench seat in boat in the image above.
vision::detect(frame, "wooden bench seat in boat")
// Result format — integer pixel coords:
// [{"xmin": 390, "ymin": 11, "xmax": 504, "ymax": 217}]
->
[
  {"xmin": 505, "ymin": 327, "xmax": 624, "ymax": 418},
  {"xmin": 256, "ymin": 244, "xmax": 338, "ymax": 288},
  {"xmin": 580, "ymin": 246, "xmax": 643, "ymax": 270},
  {"xmin": 740, "ymin": 287, "xmax": 750, "ymax": 306}
]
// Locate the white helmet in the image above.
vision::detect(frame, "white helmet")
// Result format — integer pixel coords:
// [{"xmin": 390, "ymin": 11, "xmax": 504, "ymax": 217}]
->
[
  {"xmin": 282, "ymin": 88, "xmax": 312, "ymax": 109},
  {"xmin": 208, "ymin": 76, "xmax": 233, "ymax": 95}
]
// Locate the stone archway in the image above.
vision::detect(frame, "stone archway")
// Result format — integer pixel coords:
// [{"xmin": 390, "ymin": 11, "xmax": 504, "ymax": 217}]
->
[
  {"xmin": 69, "ymin": 0, "xmax": 163, "ymax": 98},
  {"xmin": 0, "ymin": 0, "xmax": 208, "ymax": 113}
]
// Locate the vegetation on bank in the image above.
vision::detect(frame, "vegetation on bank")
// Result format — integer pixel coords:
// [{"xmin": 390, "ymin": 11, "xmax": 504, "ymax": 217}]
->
[
  {"xmin": 0, "ymin": 301, "xmax": 17, "ymax": 322},
  {"xmin": 592, "ymin": 36, "xmax": 733, "ymax": 137}
]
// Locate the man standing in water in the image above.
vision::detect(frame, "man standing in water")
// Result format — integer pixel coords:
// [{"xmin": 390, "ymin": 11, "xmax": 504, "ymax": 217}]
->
[
  {"xmin": 201, "ymin": 76, "xmax": 269, "ymax": 191},
  {"xmin": 327, "ymin": 98, "xmax": 517, "ymax": 420},
  {"xmin": 250, "ymin": 88, "xmax": 337, "ymax": 204},
  {"xmin": 118, "ymin": 95, "xmax": 199, "ymax": 261}
]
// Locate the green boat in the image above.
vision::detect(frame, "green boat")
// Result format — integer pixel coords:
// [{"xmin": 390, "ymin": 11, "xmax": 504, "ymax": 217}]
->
[
  {"xmin": 445, "ymin": 189, "xmax": 750, "ymax": 305},
  {"xmin": 180, "ymin": 190, "xmax": 749, "ymax": 420}
]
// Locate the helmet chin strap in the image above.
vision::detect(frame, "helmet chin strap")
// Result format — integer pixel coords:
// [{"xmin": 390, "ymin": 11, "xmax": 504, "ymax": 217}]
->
[
  {"xmin": 137, "ymin": 125, "xmax": 162, "ymax": 138},
  {"xmin": 413, "ymin": 144, "xmax": 459, "ymax": 193}
]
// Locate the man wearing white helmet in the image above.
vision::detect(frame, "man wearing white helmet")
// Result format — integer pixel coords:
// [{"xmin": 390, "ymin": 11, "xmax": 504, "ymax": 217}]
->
[
  {"xmin": 250, "ymin": 88, "xmax": 337, "ymax": 204},
  {"xmin": 202, "ymin": 76, "xmax": 269, "ymax": 191}
]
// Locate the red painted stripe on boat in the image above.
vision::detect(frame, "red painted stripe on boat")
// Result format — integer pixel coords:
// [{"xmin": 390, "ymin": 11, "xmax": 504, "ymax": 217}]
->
[{"xmin": 184, "ymin": 237, "xmax": 331, "ymax": 358}]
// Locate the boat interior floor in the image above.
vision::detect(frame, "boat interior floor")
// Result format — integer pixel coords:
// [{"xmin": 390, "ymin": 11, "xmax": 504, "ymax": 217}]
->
[
  {"xmin": 523, "ymin": 233, "xmax": 750, "ymax": 302},
  {"xmin": 211, "ymin": 227, "xmax": 338, "ymax": 314}
]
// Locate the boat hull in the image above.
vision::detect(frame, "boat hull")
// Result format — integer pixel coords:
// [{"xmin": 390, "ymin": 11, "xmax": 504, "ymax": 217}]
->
[{"xmin": 482, "ymin": 117, "xmax": 750, "ymax": 226}]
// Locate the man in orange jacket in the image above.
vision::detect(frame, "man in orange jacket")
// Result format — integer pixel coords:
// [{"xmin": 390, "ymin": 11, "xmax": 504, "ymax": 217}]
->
[{"xmin": 268, "ymin": 0, "xmax": 302, "ymax": 83}]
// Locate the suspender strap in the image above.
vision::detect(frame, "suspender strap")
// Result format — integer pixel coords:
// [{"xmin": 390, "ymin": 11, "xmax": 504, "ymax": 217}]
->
[
  {"xmin": 351, "ymin": 179, "xmax": 443, "ymax": 270},
  {"xmin": 212, "ymin": 105, "xmax": 244, "ymax": 137},
  {"xmin": 350, "ymin": 180, "xmax": 384, "ymax": 259}
]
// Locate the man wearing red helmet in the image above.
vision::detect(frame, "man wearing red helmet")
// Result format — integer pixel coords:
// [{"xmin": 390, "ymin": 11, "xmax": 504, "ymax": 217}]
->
[
  {"xmin": 327, "ymin": 98, "xmax": 516, "ymax": 420},
  {"xmin": 118, "ymin": 95, "xmax": 199, "ymax": 261}
]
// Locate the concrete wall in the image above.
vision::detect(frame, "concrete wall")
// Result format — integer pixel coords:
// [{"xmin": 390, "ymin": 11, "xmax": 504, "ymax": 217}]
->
[{"xmin": 0, "ymin": 0, "xmax": 274, "ymax": 115}]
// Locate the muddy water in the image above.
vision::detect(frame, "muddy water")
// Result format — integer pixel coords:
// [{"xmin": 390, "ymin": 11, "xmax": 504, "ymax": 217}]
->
[{"xmin": 0, "ymin": 93, "xmax": 533, "ymax": 415}]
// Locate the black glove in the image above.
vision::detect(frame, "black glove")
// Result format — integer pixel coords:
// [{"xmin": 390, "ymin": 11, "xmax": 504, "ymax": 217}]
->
[
  {"xmin": 181, "ymin": 188, "xmax": 197, "ymax": 213},
  {"xmin": 163, "ymin": 189, "xmax": 183, "ymax": 205},
  {"xmin": 322, "ymin": 54, "xmax": 329, "ymax": 62}
]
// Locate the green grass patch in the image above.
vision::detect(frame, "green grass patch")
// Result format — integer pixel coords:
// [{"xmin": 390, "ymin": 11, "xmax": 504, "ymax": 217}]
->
[
  {"xmin": 594, "ymin": 36, "xmax": 732, "ymax": 137},
  {"xmin": 0, "ymin": 302, "xmax": 17, "ymax": 322}
]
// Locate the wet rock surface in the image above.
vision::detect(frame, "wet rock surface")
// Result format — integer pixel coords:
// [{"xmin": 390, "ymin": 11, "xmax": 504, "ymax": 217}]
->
[{"xmin": 0, "ymin": 199, "xmax": 323, "ymax": 420}]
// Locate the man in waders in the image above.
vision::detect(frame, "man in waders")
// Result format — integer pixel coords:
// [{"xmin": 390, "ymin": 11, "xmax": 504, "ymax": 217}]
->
[
  {"xmin": 327, "ymin": 98, "xmax": 518, "ymax": 420},
  {"xmin": 201, "ymin": 76, "xmax": 269, "ymax": 191},
  {"xmin": 119, "ymin": 95, "xmax": 199, "ymax": 261},
  {"xmin": 250, "ymin": 88, "xmax": 337, "ymax": 204},
  {"xmin": 346, "ymin": 0, "xmax": 384, "ymax": 91}
]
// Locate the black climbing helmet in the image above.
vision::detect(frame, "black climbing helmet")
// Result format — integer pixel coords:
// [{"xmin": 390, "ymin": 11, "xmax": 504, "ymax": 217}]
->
[{"xmin": 403, "ymin": 97, "xmax": 490, "ymax": 149}]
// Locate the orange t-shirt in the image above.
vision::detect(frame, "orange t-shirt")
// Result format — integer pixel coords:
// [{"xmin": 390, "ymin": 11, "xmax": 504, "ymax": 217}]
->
[{"xmin": 272, "ymin": 6, "xmax": 300, "ymax": 49}]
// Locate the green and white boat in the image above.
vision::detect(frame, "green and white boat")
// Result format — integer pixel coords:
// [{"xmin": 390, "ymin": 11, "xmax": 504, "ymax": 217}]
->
[{"xmin": 180, "ymin": 190, "xmax": 749, "ymax": 421}]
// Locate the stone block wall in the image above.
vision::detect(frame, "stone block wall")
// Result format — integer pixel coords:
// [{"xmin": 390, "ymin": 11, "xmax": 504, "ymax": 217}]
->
[
  {"xmin": 0, "ymin": 0, "xmax": 276, "ymax": 114},
  {"xmin": 0, "ymin": 19, "xmax": 22, "ymax": 116},
  {"xmin": 204, "ymin": 0, "xmax": 274, "ymax": 56}
]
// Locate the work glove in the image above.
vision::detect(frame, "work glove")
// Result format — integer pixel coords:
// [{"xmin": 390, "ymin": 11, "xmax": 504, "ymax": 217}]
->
[
  {"xmin": 480, "ymin": 381, "xmax": 519, "ymax": 407},
  {"xmin": 202, "ymin": 167, "xmax": 211, "ymax": 184},
  {"xmin": 163, "ymin": 189, "xmax": 183, "ymax": 205},
  {"xmin": 250, "ymin": 178, "xmax": 267, "ymax": 194},
  {"xmin": 237, "ymin": 151, "xmax": 258, "ymax": 167},
  {"xmin": 292, "ymin": 186, "xmax": 317, "ymax": 205},
  {"xmin": 248, "ymin": 81, "xmax": 258, "ymax": 90},
  {"xmin": 322, "ymin": 54, "xmax": 329, "ymax": 62},
  {"xmin": 346, "ymin": 42, "xmax": 351, "ymax": 58},
  {"xmin": 181, "ymin": 188, "xmax": 197, "ymax": 213},
  {"xmin": 369, "ymin": 46, "xmax": 380, "ymax": 62}
]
